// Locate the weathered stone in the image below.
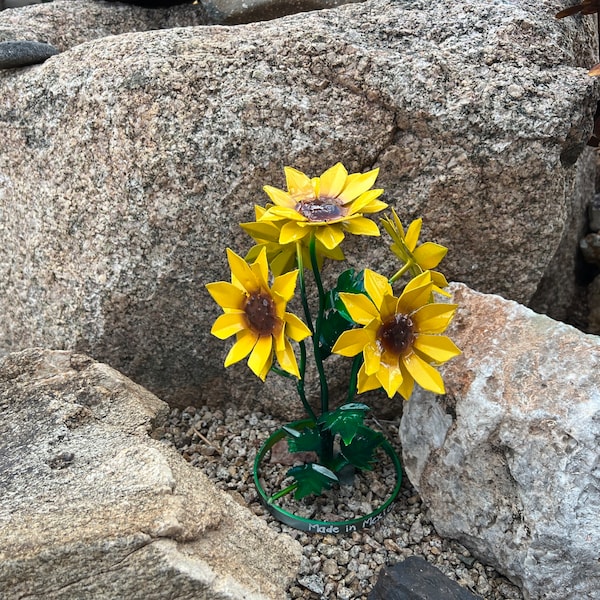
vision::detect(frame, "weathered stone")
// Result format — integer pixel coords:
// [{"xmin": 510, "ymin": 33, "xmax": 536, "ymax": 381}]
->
[
  {"xmin": 580, "ymin": 231, "xmax": 600, "ymax": 266},
  {"xmin": 0, "ymin": 348, "xmax": 301, "ymax": 599},
  {"xmin": 400, "ymin": 283, "xmax": 600, "ymax": 600},
  {"xmin": 368, "ymin": 556, "xmax": 481, "ymax": 600},
  {"xmin": 0, "ymin": 39, "xmax": 58, "ymax": 68},
  {"xmin": 589, "ymin": 192, "xmax": 600, "ymax": 232},
  {"xmin": 0, "ymin": 0, "xmax": 209, "ymax": 50},
  {"xmin": 202, "ymin": 0, "xmax": 364, "ymax": 24},
  {"xmin": 588, "ymin": 273, "xmax": 600, "ymax": 334},
  {"xmin": 0, "ymin": 0, "xmax": 598, "ymax": 414}
]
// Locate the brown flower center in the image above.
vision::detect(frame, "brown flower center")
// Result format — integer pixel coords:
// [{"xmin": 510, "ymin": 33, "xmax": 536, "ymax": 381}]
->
[
  {"xmin": 296, "ymin": 198, "xmax": 346, "ymax": 222},
  {"xmin": 378, "ymin": 314, "xmax": 415, "ymax": 356},
  {"xmin": 245, "ymin": 292, "xmax": 277, "ymax": 336}
]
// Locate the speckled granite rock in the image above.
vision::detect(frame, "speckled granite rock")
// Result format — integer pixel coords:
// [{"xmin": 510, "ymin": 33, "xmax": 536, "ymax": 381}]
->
[
  {"xmin": 202, "ymin": 0, "xmax": 365, "ymax": 24},
  {"xmin": 0, "ymin": 348, "xmax": 301, "ymax": 600},
  {"xmin": 0, "ymin": 0, "xmax": 598, "ymax": 414},
  {"xmin": 0, "ymin": 0, "xmax": 208, "ymax": 50},
  {"xmin": 400, "ymin": 283, "xmax": 600, "ymax": 600}
]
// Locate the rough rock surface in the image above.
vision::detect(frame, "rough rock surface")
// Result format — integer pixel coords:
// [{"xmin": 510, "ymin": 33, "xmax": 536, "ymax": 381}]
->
[
  {"xmin": 368, "ymin": 556, "xmax": 482, "ymax": 600},
  {"xmin": 0, "ymin": 0, "xmax": 598, "ymax": 412},
  {"xmin": 0, "ymin": 0, "xmax": 209, "ymax": 49},
  {"xmin": 203, "ymin": 0, "xmax": 365, "ymax": 24},
  {"xmin": 0, "ymin": 348, "xmax": 301, "ymax": 600},
  {"xmin": 399, "ymin": 283, "xmax": 600, "ymax": 600}
]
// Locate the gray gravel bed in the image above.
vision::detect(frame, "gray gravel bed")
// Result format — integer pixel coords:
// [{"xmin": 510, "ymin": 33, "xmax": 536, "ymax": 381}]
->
[{"xmin": 156, "ymin": 405, "xmax": 524, "ymax": 600}]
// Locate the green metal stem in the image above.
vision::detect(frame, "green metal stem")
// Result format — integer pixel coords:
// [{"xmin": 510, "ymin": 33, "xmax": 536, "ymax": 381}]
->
[{"xmin": 308, "ymin": 234, "xmax": 329, "ymax": 415}]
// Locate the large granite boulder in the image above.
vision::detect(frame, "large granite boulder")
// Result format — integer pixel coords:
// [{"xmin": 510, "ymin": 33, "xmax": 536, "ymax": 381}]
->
[
  {"xmin": 400, "ymin": 283, "xmax": 600, "ymax": 600},
  {"xmin": 0, "ymin": 0, "xmax": 209, "ymax": 49},
  {"xmin": 0, "ymin": 348, "xmax": 301, "ymax": 600},
  {"xmin": 0, "ymin": 0, "xmax": 597, "ymax": 412}
]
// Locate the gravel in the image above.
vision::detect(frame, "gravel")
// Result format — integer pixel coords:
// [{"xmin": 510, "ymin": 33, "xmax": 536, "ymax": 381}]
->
[{"xmin": 156, "ymin": 405, "xmax": 524, "ymax": 600}]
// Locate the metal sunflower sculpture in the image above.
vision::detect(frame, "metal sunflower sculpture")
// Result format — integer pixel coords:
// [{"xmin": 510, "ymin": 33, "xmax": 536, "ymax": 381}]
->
[{"xmin": 206, "ymin": 163, "xmax": 461, "ymax": 532}]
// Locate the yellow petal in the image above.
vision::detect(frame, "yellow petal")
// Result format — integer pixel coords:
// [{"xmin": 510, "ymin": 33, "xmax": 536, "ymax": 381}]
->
[
  {"xmin": 211, "ymin": 312, "xmax": 247, "ymax": 339},
  {"xmin": 206, "ymin": 281, "xmax": 246, "ymax": 310},
  {"xmin": 412, "ymin": 303, "xmax": 457, "ymax": 333},
  {"xmin": 250, "ymin": 247, "xmax": 269, "ymax": 288},
  {"xmin": 271, "ymin": 269, "xmax": 297, "ymax": 302},
  {"xmin": 413, "ymin": 242, "xmax": 448, "ymax": 270},
  {"xmin": 248, "ymin": 335, "xmax": 273, "ymax": 380},
  {"xmin": 357, "ymin": 362, "xmax": 382, "ymax": 393},
  {"xmin": 240, "ymin": 220, "xmax": 279, "ymax": 243},
  {"xmin": 402, "ymin": 352, "xmax": 445, "ymax": 395},
  {"xmin": 396, "ymin": 361, "xmax": 415, "ymax": 400},
  {"xmin": 363, "ymin": 342, "xmax": 381, "ymax": 376},
  {"xmin": 270, "ymin": 248, "xmax": 298, "ymax": 276},
  {"xmin": 331, "ymin": 328, "xmax": 374, "ymax": 356},
  {"xmin": 359, "ymin": 199, "xmax": 389, "ymax": 214},
  {"xmin": 343, "ymin": 216, "xmax": 381, "ymax": 237},
  {"xmin": 226, "ymin": 248, "xmax": 258, "ymax": 293},
  {"xmin": 379, "ymin": 293, "xmax": 399, "ymax": 322},
  {"xmin": 276, "ymin": 338, "xmax": 300, "ymax": 378},
  {"xmin": 363, "ymin": 269, "xmax": 392, "ymax": 310},
  {"xmin": 338, "ymin": 292, "xmax": 379, "ymax": 325},
  {"xmin": 397, "ymin": 273, "xmax": 434, "ymax": 313},
  {"xmin": 280, "ymin": 221, "xmax": 311, "ymax": 245},
  {"xmin": 224, "ymin": 331, "xmax": 258, "ymax": 366},
  {"xmin": 405, "ymin": 219, "xmax": 422, "ymax": 252},
  {"xmin": 315, "ymin": 224, "xmax": 345, "ymax": 250},
  {"xmin": 319, "ymin": 163, "xmax": 348, "ymax": 199},
  {"xmin": 261, "ymin": 205, "xmax": 305, "ymax": 221},
  {"xmin": 413, "ymin": 334, "xmax": 461, "ymax": 363},
  {"xmin": 284, "ymin": 312, "xmax": 312, "ymax": 341},
  {"xmin": 338, "ymin": 168, "xmax": 379, "ymax": 203},
  {"xmin": 376, "ymin": 359, "xmax": 404, "ymax": 399},
  {"xmin": 263, "ymin": 185, "xmax": 296, "ymax": 208},
  {"xmin": 284, "ymin": 166, "xmax": 313, "ymax": 196},
  {"xmin": 346, "ymin": 188, "xmax": 385, "ymax": 213}
]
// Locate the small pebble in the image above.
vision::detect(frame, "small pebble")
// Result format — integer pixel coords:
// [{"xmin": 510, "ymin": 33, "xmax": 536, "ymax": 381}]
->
[{"xmin": 0, "ymin": 41, "xmax": 59, "ymax": 69}]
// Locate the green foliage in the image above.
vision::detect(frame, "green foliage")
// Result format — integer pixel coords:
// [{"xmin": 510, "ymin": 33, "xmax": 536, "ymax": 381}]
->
[
  {"xmin": 287, "ymin": 463, "xmax": 339, "ymax": 500},
  {"xmin": 319, "ymin": 403, "xmax": 370, "ymax": 445},
  {"xmin": 340, "ymin": 426, "xmax": 385, "ymax": 471},
  {"xmin": 318, "ymin": 269, "xmax": 366, "ymax": 359},
  {"xmin": 283, "ymin": 425, "xmax": 321, "ymax": 454}
]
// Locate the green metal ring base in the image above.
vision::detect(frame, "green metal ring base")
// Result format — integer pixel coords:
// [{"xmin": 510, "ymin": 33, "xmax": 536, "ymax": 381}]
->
[{"xmin": 253, "ymin": 419, "xmax": 403, "ymax": 534}]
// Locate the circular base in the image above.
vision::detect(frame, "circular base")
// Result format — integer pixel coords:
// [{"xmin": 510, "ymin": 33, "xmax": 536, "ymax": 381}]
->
[{"xmin": 253, "ymin": 420, "xmax": 403, "ymax": 534}]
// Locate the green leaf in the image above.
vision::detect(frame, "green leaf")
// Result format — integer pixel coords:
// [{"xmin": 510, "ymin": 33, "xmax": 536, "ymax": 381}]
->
[
  {"xmin": 287, "ymin": 463, "xmax": 339, "ymax": 500},
  {"xmin": 340, "ymin": 426, "xmax": 385, "ymax": 471},
  {"xmin": 318, "ymin": 403, "xmax": 370, "ymax": 446},
  {"xmin": 283, "ymin": 425, "xmax": 322, "ymax": 454},
  {"xmin": 319, "ymin": 269, "xmax": 367, "ymax": 359}
]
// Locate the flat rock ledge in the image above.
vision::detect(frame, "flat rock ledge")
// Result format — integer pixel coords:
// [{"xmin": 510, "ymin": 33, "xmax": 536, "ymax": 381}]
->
[{"xmin": 0, "ymin": 348, "xmax": 301, "ymax": 600}]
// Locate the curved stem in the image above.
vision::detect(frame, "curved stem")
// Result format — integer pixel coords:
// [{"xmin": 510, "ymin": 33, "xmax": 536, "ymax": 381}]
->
[
  {"xmin": 268, "ymin": 482, "xmax": 298, "ymax": 504},
  {"xmin": 296, "ymin": 243, "xmax": 314, "ymax": 335},
  {"xmin": 297, "ymin": 341, "xmax": 317, "ymax": 423},
  {"xmin": 345, "ymin": 354, "xmax": 363, "ymax": 404},
  {"xmin": 308, "ymin": 234, "xmax": 329, "ymax": 415}
]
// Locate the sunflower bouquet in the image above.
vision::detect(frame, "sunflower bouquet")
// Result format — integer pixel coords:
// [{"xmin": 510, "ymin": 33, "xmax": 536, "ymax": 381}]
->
[{"xmin": 206, "ymin": 163, "xmax": 460, "ymax": 532}]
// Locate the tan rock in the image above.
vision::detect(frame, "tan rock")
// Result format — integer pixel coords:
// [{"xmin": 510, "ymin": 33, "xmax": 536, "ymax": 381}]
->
[{"xmin": 0, "ymin": 348, "xmax": 301, "ymax": 600}]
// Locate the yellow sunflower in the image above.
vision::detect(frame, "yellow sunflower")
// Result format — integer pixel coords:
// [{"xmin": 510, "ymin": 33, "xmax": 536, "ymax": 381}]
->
[
  {"xmin": 257, "ymin": 163, "xmax": 388, "ymax": 251},
  {"xmin": 382, "ymin": 209, "xmax": 449, "ymax": 291},
  {"xmin": 331, "ymin": 269, "xmax": 460, "ymax": 399},
  {"xmin": 241, "ymin": 205, "xmax": 344, "ymax": 276},
  {"xmin": 206, "ymin": 248, "xmax": 311, "ymax": 381}
]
